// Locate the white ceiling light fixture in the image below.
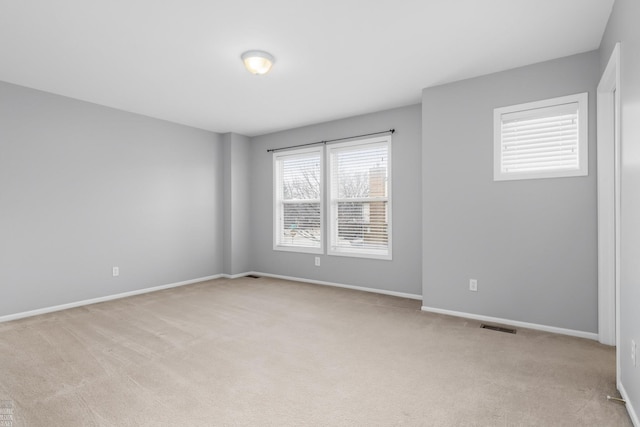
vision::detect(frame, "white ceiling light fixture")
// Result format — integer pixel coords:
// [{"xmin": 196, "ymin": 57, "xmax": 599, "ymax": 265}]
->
[{"xmin": 241, "ymin": 50, "xmax": 275, "ymax": 75}]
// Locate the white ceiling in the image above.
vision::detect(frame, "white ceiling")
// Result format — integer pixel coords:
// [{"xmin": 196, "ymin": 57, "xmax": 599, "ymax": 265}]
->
[{"xmin": 0, "ymin": 0, "xmax": 614, "ymax": 136}]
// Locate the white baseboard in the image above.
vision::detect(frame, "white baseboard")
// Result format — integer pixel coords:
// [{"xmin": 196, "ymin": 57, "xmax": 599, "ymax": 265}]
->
[
  {"xmin": 0, "ymin": 274, "xmax": 222, "ymax": 324},
  {"xmin": 619, "ymin": 382, "xmax": 639, "ymax": 427},
  {"xmin": 251, "ymin": 271, "xmax": 422, "ymax": 300},
  {"xmin": 0, "ymin": 272, "xmax": 419, "ymax": 323},
  {"xmin": 220, "ymin": 272, "xmax": 253, "ymax": 279},
  {"xmin": 421, "ymin": 305, "xmax": 599, "ymax": 341}
]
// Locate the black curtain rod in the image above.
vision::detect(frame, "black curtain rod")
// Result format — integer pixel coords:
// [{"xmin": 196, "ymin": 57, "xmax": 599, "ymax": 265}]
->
[{"xmin": 266, "ymin": 129, "xmax": 395, "ymax": 153}]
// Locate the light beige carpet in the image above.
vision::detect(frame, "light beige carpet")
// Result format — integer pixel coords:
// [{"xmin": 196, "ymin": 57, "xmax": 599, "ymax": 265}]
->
[{"xmin": 0, "ymin": 277, "xmax": 631, "ymax": 426}]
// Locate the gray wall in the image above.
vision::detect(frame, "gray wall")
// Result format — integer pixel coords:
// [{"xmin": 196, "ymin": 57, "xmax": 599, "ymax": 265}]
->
[
  {"xmin": 0, "ymin": 81, "xmax": 224, "ymax": 317},
  {"xmin": 223, "ymin": 132, "xmax": 251, "ymax": 275},
  {"xmin": 600, "ymin": 0, "xmax": 640, "ymax": 416},
  {"xmin": 422, "ymin": 51, "xmax": 600, "ymax": 333},
  {"xmin": 249, "ymin": 105, "xmax": 422, "ymax": 296}
]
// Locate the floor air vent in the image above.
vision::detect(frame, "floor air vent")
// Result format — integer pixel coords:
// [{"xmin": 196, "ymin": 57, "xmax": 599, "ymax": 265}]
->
[
  {"xmin": 480, "ymin": 324, "xmax": 516, "ymax": 334},
  {"xmin": 245, "ymin": 274, "xmax": 260, "ymax": 279}
]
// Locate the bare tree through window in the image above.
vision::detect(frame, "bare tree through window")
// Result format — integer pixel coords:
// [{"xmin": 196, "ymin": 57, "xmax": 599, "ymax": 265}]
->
[{"xmin": 276, "ymin": 153, "xmax": 322, "ymax": 249}]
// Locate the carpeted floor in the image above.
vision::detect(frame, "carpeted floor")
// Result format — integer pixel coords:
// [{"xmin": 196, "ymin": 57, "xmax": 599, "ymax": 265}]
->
[{"xmin": 0, "ymin": 277, "xmax": 632, "ymax": 426}]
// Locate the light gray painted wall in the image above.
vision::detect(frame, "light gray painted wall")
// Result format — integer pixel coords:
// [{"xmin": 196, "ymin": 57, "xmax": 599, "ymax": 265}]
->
[
  {"xmin": 0, "ymin": 81, "xmax": 223, "ymax": 317},
  {"xmin": 249, "ymin": 105, "xmax": 422, "ymax": 295},
  {"xmin": 422, "ymin": 51, "xmax": 600, "ymax": 333},
  {"xmin": 222, "ymin": 132, "xmax": 251, "ymax": 275},
  {"xmin": 600, "ymin": 0, "xmax": 640, "ymax": 417}
]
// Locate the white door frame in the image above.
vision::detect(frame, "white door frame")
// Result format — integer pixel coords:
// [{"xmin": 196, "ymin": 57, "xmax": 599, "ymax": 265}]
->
[{"xmin": 596, "ymin": 42, "xmax": 621, "ymax": 379}]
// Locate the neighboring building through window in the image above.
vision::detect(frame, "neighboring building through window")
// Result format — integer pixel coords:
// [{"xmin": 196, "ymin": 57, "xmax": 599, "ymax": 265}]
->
[
  {"xmin": 328, "ymin": 136, "xmax": 392, "ymax": 259},
  {"xmin": 494, "ymin": 93, "xmax": 588, "ymax": 181},
  {"xmin": 273, "ymin": 147, "xmax": 323, "ymax": 253}
]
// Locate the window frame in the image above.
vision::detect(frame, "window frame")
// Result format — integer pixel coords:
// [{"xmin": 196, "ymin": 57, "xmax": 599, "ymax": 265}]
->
[
  {"xmin": 327, "ymin": 136, "xmax": 392, "ymax": 260},
  {"xmin": 493, "ymin": 92, "xmax": 588, "ymax": 181},
  {"xmin": 273, "ymin": 146, "xmax": 324, "ymax": 254}
]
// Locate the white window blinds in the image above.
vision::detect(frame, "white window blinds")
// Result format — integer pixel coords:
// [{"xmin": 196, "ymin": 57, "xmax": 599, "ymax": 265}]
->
[
  {"xmin": 494, "ymin": 93, "xmax": 588, "ymax": 181},
  {"xmin": 328, "ymin": 137, "xmax": 391, "ymax": 259},
  {"xmin": 273, "ymin": 148, "xmax": 323, "ymax": 253}
]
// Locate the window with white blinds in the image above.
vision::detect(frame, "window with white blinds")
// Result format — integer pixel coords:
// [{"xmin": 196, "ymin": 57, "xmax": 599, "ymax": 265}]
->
[
  {"xmin": 273, "ymin": 147, "xmax": 323, "ymax": 253},
  {"xmin": 328, "ymin": 136, "xmax": 391, "ymax": 259},
  {"xmin": 494, "ymin": 93, "xmax": 588, "ymax": 181}
]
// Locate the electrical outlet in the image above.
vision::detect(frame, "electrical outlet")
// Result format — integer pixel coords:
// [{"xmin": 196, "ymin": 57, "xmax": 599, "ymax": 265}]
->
[
  {"xmin": 112, "ymin": 266, "xmax": 119, "ymax": 277},
  {"xmin": 469, "ymin": 279, "xmax": 478, "ymax": 292},
  {"xmin": 632, "ymin": 340, "xmax": 637, "ymax": 367},
  {"xmin": 315, "ymin": 257, "xmax": 320, "ymax": 267}
]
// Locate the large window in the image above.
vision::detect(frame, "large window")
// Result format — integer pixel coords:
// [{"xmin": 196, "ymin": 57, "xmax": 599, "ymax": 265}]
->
[
  {"xmin": 272, "ymin": 135, "xmax": 392, "ymax": 259},
  {"xmin": 494, "ymin": 93, "xmax": 588, "ymax": 181},
  {"xmin": 328, "ymin": 136, "xmax": 391, "ymax": 259},
  {"xmin": 273, "ymin": 147, "xmax": 323, "ymax": 253}
]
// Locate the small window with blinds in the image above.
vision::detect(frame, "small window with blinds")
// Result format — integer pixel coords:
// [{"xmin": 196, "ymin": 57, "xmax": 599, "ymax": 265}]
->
[
  {"xmin": 494, "ymin": 93, "xmax": 588, "ymax": 181},
  {"xmin": 328, "ymin": 136, "xmax": 391, "ymax": 259},
  {"xmin": 273, "ymin": 147, "xmax": 323, "ymax": 254}
]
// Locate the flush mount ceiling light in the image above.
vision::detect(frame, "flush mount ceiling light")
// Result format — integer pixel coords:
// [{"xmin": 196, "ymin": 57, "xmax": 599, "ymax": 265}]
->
[{"xmin": 241, "ymin": 50, "xmax": 275, "ymax": 75}]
